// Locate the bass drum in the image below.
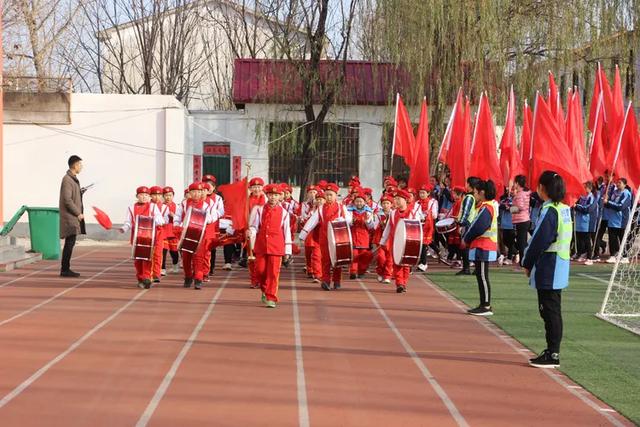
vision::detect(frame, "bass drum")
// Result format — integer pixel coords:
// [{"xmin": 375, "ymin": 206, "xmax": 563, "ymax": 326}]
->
[
  {"xmin": 132, "ymin": 215, "xmax": 156, "ymax": 261},
  {"xmin": 327, "ymin": 219, "xmax": 353, "ymax": 267},
  {"xmin": 435, "ymin": 218, "xmax": 457, "ymax": 234},
  {"xmin": 178, "ymin": 207, "xmax": 207, "ymax": 254},
  {"xmin": 393, "ymin": 219, "xmax": 423, "ymax": 266}
]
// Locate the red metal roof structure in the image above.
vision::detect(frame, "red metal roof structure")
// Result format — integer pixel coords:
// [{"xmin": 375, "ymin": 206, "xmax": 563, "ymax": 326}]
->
[{"xmin": 232, "ymin": 59, "xmax": 410, "ymax": 107}]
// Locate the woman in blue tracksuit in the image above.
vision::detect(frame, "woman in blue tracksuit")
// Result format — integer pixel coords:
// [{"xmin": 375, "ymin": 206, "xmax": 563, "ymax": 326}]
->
[
  {"xmin": 522, "ymin": 171, "xmax": 572, "ymax": 368},
  {"xmin": 604, "ymin": 178, "xmax": 633, "ymax": 262},
  {"xmin": 574, "ymin": 181, "xmax": 597, "ymax": 261}
]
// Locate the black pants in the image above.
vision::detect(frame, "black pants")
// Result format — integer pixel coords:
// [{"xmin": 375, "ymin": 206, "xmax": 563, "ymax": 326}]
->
[
  {"xmin": 162, "ymin": 249, "xmax": 179, "ymax": 268},
  {"xmin": 462, "ymin": 248, "xmax": 470, "ymax": 272},
  {"xmin": 501, "ymin": 229, "xmax": 516, "ymax": 259},
  {"xmin": 447, "ymin": 244, "xmax": 462, "ymax": 261},
  {"xmin": 515, "ymin": 221, "xmax": 530, "ymax": 263},
  {"xmin": 537, "ymin": 289, "xmax": 563, "ymax": 354},
  {"xmin": 474, "ymin": 261, "xmax": 491, "ymax": 306},
  {"xmin": 594, "ymin": 220, "xmax": 608, "ymax": 257},
  {"xmin": 576, "ymin": 232, "xmax": 592, "ymax": 257},
  {"xmin": 61, "ymin": 234, "xmax": 77, "ymax": 272},
  {"xmin": 608, "ymin": 227, "xmax": 624, "ymax": 256}
]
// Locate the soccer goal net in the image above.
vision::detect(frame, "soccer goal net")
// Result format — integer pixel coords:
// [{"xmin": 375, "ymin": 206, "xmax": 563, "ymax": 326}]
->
[{"xmin": 598, "ymin": 186, "xmax": 640, "ymax": 335}]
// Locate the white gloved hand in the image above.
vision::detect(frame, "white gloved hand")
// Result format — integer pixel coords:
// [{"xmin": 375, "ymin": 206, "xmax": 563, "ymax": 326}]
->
[{"xmin": 226, "ymin": 225, "xmax": 235, "ymax": 235}]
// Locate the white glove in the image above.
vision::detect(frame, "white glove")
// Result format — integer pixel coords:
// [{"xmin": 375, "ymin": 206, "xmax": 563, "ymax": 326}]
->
[{"xmin": 226, "ymin": 225, "xmax": 235, "ymax": 235}]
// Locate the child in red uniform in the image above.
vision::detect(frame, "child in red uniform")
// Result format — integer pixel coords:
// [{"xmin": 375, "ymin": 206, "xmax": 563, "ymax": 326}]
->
[
  {"xmin": 300, "ymin": 185, "xmax": 318, "ymax": 279},
  {"xmin": 249, "ymin": 184, "xmax": 293, "ymax": 308},
  {"xmin": 416, "ymin": 185, "xmax": 437, "ymax": 272},
  {"xmin": 299, "ymin": 183, "xmax": 352, "ymax": 290},
  {"xmin": 162, "ymin": 186, "xmax": 180, "ymax": 275},
  {"xmin": 120, "ymin": 186, "xmax": 165, "ymax": 289},
  {"xmin": 202, "ymin": 175, "xmax": 224, "ymax": 279},
  {"xmin": 379, "ymin": 189, "xmax": 423, "ymax": 293},
  {"xmin": 374, "ymin": 195, "xmax": 394, "ymax": 283},
  {"xmin": 348, "ymin": 192, "xmax": 375, "ymax": 279},
  {"xmin": 245, "ymin": 177, "xmax": 266, "ymax": 287},
  {"xmin": 174, "ymin": 182, "xmax": 218, "ymax": 290},
  {"xmin": 447, "ymin": 187, "xmax": 465, "ymax": 266},
  {"xmin": 149, "ymin": 186, "xmax": 170, "ymax": 283}
]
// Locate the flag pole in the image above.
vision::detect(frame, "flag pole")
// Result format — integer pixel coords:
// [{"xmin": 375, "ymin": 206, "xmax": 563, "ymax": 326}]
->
[{"xmin": 389, "ymin": 92, "xmax": 400, "ymax": 179}]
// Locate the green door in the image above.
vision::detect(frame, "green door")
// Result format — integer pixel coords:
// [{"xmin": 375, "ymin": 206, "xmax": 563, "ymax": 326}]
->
[{"xmin": 203, "ymin": 143, "xmax": 231, "ymax": 185}]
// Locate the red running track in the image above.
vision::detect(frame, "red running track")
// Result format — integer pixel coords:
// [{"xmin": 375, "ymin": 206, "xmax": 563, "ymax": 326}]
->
[{"xmin": 0, "ymin": 246, "xmax": 632, "ymax": 426}]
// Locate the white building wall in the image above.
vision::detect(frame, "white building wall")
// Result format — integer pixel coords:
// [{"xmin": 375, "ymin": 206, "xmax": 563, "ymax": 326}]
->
[{"xmin": 3, "ymin": 93, "xmax": 189, "ymax": 238}]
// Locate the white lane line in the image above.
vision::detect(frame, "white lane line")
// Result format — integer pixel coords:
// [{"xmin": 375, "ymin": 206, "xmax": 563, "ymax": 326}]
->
[
  {"xmin": 0, "ymin": 289, "xmax": 148, "ymax": 409},
  {"xmin": 0, "ymin": 250, "xmax": 99, "ymax": 289},
  {"xmin": 135, "ymin": 272, "xmax": 232, "ymax": 427},
  {"xmin": 578, "ymin": 273, "xmax": 608, "ymax": 284},
  {"xmin": 416, "ymin": 275, "xmax": 627, "ymax": 427},
  {"xmin": 291, "ymin": 271, "xmax": 310, "ymax": 427},
  {"xmin": 357, "ymin": 280, "xmax": 469, "ymax": 427},
  {"xmin": 0, "ymin": 258, "xmax": 130, "ymax": 327}
]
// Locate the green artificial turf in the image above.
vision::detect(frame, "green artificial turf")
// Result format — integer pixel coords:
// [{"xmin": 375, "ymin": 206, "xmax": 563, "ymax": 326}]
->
[{"xmin": 427, "ymin": 264, "xmax": 640, "ymax": 424}]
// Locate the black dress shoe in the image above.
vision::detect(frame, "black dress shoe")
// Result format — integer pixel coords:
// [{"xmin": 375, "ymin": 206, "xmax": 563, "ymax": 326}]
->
[
  {"xmin": 184, "ymin": 278, "xmax": 193, "ymax": 288},
  {"xmin": 321, "ymin": 282, "xmax": 331, "ymax": 291},
  {"xmin": 333, "ymin": 282, "xmax": 341, "ymax": 290},
  {"xmin": 153, "ymin": 277, "xmax": 160, "ymax": 283},
  {"xmin": 60, "ymin": 270, "xmax": 80, "ymax": 278},
  {"xmin": 194, "ymin": 280, "xmax": 203, "ymax": 290},
  {"xmin": 455, "ymin": 269, "xmax": 472, "ymax": 276},
  {"xmin": 349, "ymin": 273, "xmax": 357, "ymax": 280},
  {"xmin": 143, "ymin": 279, "xmax": 152, "ymax": 289}
]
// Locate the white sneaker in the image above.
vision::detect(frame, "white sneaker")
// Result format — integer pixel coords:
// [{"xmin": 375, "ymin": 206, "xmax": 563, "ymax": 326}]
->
[
  {"xmin": 417, "ymin": 263, "xmax": 428, "ymax": 272},
  {"xmin": 377, "ymin": 275, "xmax": 383, "ymax": 282},
  {"xmin": 584, "ymin": 259, "xmax": 594, "ymax": 266},
  {"xmin": 620, "ymin": 257, "xmax": 630, "ymax": 264},
  {"xmin": 382, "ymin": 278, "xmax": 391, "ymax": 284},
  {"xmin": 497, "ymin": 255, "xmax": 505, "ymax": 266},
  {"xmin": 161, "ymin": 269, "xmax": 167, "ymax": 276},
  {"xmin": 172, "ymin": 265, "xmax": 180, "ymax": 273},
  {"xmin": 222, "ymin": 263, "xmax": 232, "ymax": 270},
  {"xmin": 606, "ymin": 256, "xmax": 617, "ymax": 264},
  {"xmin": 514, "ymin": 254, "xmax": 520, "ymax": 265}
]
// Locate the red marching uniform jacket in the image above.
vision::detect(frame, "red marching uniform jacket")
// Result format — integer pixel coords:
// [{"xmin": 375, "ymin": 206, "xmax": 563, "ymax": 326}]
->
[
  {"xmin": 372, "ymin": 209, "xmax": 390, "ymax": 245},
  {"xmin": 122, "ymin": 202, "xmax": 164, "ymax": 244},
  {"xmin": 349, "ymin": 208, "xmax": 374, "ymax": 249},
  {"xmin": 299, "ymin": 202, "xmax": 351, "ymax": 244},
  {"xmin": 251, "ymin": 204, "xmax": 293, "ymax": 256},
  {"xmin": 379, "ymin": 208, "xmax": 420, "ymax": 249}
]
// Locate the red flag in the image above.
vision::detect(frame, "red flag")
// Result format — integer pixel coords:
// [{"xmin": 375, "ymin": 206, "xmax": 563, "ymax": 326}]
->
[
  {"xmin": 589, "ymin": 94, "xmax": 608, "ymax": 179},
  {"xmin": 548, "ymin": 72, "xmax": 566, "ymax": 137},
  {"xmin": 520, "ymin": 101, "xmax": 533, "ymax": 179},
  {"xmin": 392, "ymin": 94, "xmax": 415, "ymax": 165},
  {"xmin": 438, "ymin": 89, "xmax": 462, "ymax": 163},
  {"xmin": 499, "ymin": 86, "xmax": 524, "ymax": 185},
  {"xmin": 92, "ymin": 206, "xmax": 113, "ymax": 230},
  {"xmin": 531, "ymin": 93, "xmax": 584, "ymax": 202},
  {"xmin": 218, "ymin": 178, "xmax": 249, "ymax": 232},
  {"xmin": 598, "ymin": 67, "xmax": 619, "ymax": 153},
  {"xmin": 609, "ymin": 103, "xmax": 640, "ymax": 189},
  {"xmin": 612, "ymin": 65, "xmax": 624, "ymax": 123},
  {"xmin": 469, "ymin": 93, "xmax": 504, "ymax": 191},
  {"xmin": 588, "ymin": 63, "xmax": 603, "ymax": 131},
  {"xmin": 408, "ymin": 98, "xmax": 430, "ymax": 189},
  {"xmin": 565, "ymin": 89, "xmax": 591, "ymax": 184},
  {"xmin": 447, "ymin": 96, "xmax": 471, "ymax": 189}
]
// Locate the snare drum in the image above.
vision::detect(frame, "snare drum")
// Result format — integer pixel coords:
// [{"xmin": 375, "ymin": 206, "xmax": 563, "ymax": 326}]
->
[
  {"xmin": 435, "ymin": 218, "xmax": 457, "ymax": 234},
  {"xmin": 178, "ymin": 208, "xmax": 207, "ymax": 253},
  {"xmin": 327, "ymin": 219, "xmax": 353, "ymax": 267},
  {"xmin": 132, "ymin": 215, "xmax": 156, "ymax": 260},
  {"xmin": 393, "ymin": 219, "xmax": 423, "ymax": 266}
]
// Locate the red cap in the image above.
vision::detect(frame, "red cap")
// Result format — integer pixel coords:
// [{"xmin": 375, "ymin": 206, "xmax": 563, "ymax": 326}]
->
[
  {"xmin": 204, "ymin": 182, "xmax": 214, "ymax": 192},
  {"xmin": 386, "ymin": 186, "xmax": 398, "ymax": 195},
  {"xmin": 315, "ymin": 190, "xmax": 326, "ymax": 199},
  {"xmin": 453, "ymin": 185, "xmax": 466, "ymax": 193},
  {"xmin": 264, "ymin": 184, "xmax": 279, "ymax": 194},
  {"xmin": 202, "ymin": 174, "xmax": 217, "ymax": 183},
  {"xmin": 353, "ymin": 192, "xmax": 366, "ymax": 201},
  {"xmin": 136, "ymin": 186, "xmax": 150, "ymax": 195},
  {"xmin": 407, "ymin": 187, "xmax": 417, "ymax": 196},
  {"xmin": 418, "ymin": 184, "xmax": 433, "ymax": 192},
  {"xmin": 184, "ymin": 188, "xmax": 189, "ymax": 195},
  {"xmin": 189, "ymin": 182, "xmax": 203, "ymax": 191},
  {"xmin": 317, "ymin": 179, "xmax": 328, "ymax": 190},
  {"xmin": 395, "ymin": 189, "xmax": 411, "ymax": 201},
  {"xmin": 280, "ymin": 183, "xmax": 289, "ymax": 193},
  {"xmin": 380, "ymin": 195, "xmax": 394, "ymax": 204},
  {"xmin": 351, "ymin": 186, "xmax": 363, "ymax": 194},
  {"xmin": 163, "ymin": 186, "xmax": 174, "ymax": 194},
  {"xmin": 325, "ymin": 183, "xmax": 339, "ymax": 193},
  {"xmin": 306, "ymin": 185, "xmax": 317, "ymax": 192},
  {"xmin": 363, "ymin": 187, "xmax": 373, "ymax": 195},
  {"xmin": 149, "ymin": 186, "xmax": 163, "ymax": 195},
  {"xmin": 249, "ymin": 177, "xmax": 265, "ymax": 187}
]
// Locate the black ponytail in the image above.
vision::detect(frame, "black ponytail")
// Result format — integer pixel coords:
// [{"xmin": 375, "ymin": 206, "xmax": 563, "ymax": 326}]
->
[
  {"xmin": 471, "ymin": 179, "xmax": 497, "ymax": 201},
  {"xmin": 538, "ymin": 171, "xmax": 565, "ymax": 203}
]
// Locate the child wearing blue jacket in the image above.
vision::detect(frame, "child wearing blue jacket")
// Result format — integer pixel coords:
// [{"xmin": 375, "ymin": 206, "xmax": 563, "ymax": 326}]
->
[
  {"xmin": 574, "ymin": 181, "xmax": 597, "ymax": 261},
  {"xmin": 604, "ymin": 178, "xmax": 633, "ymax": 263},
  {"xmin": 522, "ymin": 171, "xmax": 572, "ymax": 368}
]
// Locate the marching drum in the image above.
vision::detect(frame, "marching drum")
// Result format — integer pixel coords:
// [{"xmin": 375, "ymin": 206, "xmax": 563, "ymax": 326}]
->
[
  {"xmin": 393, "ymin": 219, "xmax": 423, "ymax": 266},
  {"xmin": 435, "ymin": 218, "xmax": 457, "ymax": 234},
  {"xmin": 327, "ymin": 219, "xmax": 353, "ymax": 267},
  {"xmin": 178, "ymin": 208, "xmax": 207, "ymax": 254},
  {"xmin": 132, "ymin": 215, "xmax": 156, "ymax": 260}
]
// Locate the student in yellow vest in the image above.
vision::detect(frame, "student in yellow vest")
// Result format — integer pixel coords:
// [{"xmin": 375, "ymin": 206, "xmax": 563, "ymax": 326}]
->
[
  {"xmin": 522, "ymin": 171, "xmax": 572, "ymax": 368},
  {"xmin": 462, "ymin": 179, "xmax": 498, "ymax": 316},
  {"xmin": 456, "ymin": 176, "xmax": 480, "ymax": 275}
]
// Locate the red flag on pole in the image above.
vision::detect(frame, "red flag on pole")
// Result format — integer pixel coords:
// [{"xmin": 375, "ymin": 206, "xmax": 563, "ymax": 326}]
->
[
  {"xmin": 565, "ymin": 89, "xmax": 592, "ymax": 184},
  {"xmin": 438, "ymin": 89, "xmax": 462, "ymax": 163},
  {"xmin": 469, "ymin": 93, "xmax": 504, "ymax": 191},
  {"xmin": 446, "ymin": 96, "xmax": 471, "ymax": 189},
  {"xmin": 588, "ymin": 63, "xmax": 603, "ymax": 132},
  {"xmin": 499, "ymin": 86, "xmax": 524, "ymax": 185},
  {"xmin": 612, "ymin": 65, "xmax": 625, "ymax": 123},
  {"xmin": 392, "ymin": 94, "xmax": 415, "ymax": 166},
  {"xmin": 609, "ymin": 103, "xmax": 640, "ymax": 190},
  {"xmin": 218, "ymin": 177, "xmax": 249, "ymax": 232},
  {"xmin": 520, "ymin": 100, "xmax": 533, "ymax": 180},
  {"xmin": 531, "ymin": 93, "xmax": 584, "ymax": 202},
  {"xmin": 548, "ymin": 71, "xmax": 565, "ymax": 137},
  {"xmin": 589, "ymin": 94, "xmax": 608, "ymax": 179},
  {"xmin": 408, "ymin": 98, "xmax": 430, "ymax": 189}
]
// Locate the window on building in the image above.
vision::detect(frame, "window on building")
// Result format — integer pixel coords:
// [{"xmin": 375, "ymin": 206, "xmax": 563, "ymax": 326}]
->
[
  {"xmin": 269, "ymin": 122, "xmax": 359, "ymax": 186},
  {"xmin": 381, "ymin": 123, "xmax": 411, "ymax": 182}
]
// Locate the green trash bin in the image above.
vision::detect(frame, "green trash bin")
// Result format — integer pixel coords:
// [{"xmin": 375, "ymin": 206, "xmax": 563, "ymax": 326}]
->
[{"xmin": 26, "ymin": 207, "xmax": 61, "ymax": 260}]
